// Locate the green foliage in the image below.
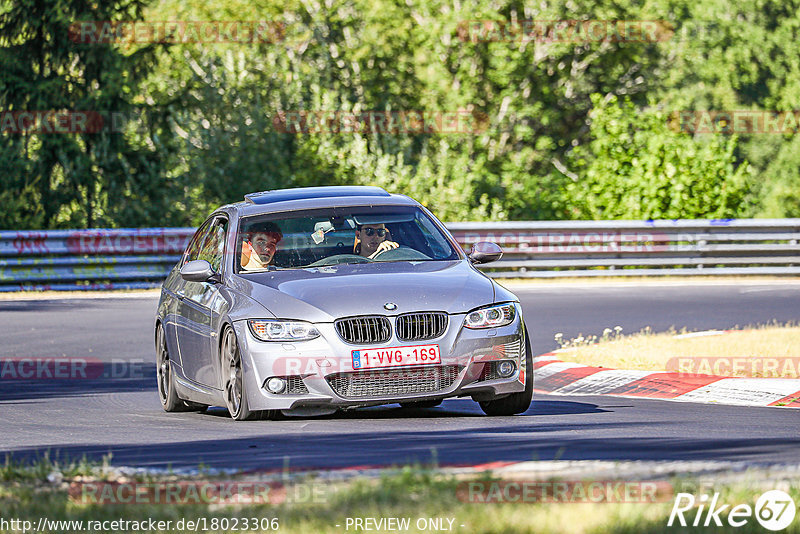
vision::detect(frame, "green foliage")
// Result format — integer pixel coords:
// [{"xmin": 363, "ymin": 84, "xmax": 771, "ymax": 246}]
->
[
  {"xmin": 756, "ymin": 135, "xmax": 800, "ymax": 217},
  {"xmin": 650, "ymin": 0, "xmax": 800, "ymax": 218},
  {"xmin": 149, "ymin": 0, "xmax": 670, "ymax": 222},
  {"xmin": 568, "ymin": 95, "xmax": 752, "ymax": 219},
  {"xmin": 0, "ymin": 0, "xmax": 181, "ymax": 229},
  {"xmin": 1, "ymin": 0, "xmax": 799, "ymax": 228}
]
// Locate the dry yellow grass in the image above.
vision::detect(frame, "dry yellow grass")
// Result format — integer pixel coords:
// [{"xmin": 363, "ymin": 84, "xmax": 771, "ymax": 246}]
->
[
  {"xmin": 0, "ymin": 289, "xmax": 160, "ymax": 300},
  {"xmin": 554, "ymin": 326, "xmax": 800, "ymax": 378}
]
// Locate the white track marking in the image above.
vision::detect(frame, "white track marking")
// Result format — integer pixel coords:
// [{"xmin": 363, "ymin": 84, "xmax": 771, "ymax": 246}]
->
[
  {"xmin": 552, "ymin": 369, "xmax": 654, "ymax": 394},
  {"xmin": 675, "ymin": 378, "xmax": 800, "ymax": 406},
  {"xmin": 533, "ymin": 361, "xmax": 586, "ymax": 380}
]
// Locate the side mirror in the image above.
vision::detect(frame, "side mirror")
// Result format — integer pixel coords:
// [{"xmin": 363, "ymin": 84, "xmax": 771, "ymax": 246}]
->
[
  {"xmin": 468, "ymin": 242, "xmax": 503, "ymax": 265},
  {"xmin": 180, "ymin": 260, "xmax": 220, "ymax": 283}
]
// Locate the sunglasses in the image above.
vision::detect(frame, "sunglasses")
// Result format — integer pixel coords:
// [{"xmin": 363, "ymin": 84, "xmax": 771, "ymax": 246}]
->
[{"xmin": 362, "ymin": 227, "xmax": 388, "ymax": 237}]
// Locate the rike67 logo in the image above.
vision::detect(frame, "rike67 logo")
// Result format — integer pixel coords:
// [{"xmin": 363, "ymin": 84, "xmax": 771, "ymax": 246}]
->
[{"xmin": 668, "ymin": 490, "xmax": 796, "ymax": 531}]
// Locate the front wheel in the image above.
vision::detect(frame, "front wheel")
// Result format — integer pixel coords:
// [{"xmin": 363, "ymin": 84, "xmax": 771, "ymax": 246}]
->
[
  {"xmin": 221, "ymin": 326, "xmax": 276, "ymax": 421},
  {"xmin": 479, "ymin": 323, "xmax": 534, "ymax": 416},
  {"xmin": 156, "ymin": 323, "xmax": 202, "ymax": 412}
]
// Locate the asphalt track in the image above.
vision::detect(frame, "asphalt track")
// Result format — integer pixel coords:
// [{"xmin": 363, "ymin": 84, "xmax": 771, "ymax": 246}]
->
[{"xmin": 1, "ymin": 282, "xmax": 799, "ymax": 471}]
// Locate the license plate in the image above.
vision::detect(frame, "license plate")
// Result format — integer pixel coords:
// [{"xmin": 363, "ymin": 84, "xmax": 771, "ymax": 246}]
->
[{"xmin": 351, "ymin": 344, "xmax": 440, "ymax": 370}]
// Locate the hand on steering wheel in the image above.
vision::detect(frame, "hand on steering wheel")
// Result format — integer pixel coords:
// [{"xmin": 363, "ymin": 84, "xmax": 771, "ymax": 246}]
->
[{"xmin": 368, "ymin": 241, "xmax": 399, "ymax": 258}]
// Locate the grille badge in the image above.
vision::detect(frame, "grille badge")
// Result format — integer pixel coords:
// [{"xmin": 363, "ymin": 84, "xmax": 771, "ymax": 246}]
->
[{"xmin": 384, "ymin": 302, "xmax": 397, "ymax": 310}]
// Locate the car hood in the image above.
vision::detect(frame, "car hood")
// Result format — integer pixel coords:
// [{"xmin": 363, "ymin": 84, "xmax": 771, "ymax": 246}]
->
[{"xmin": 234, "ymin": 260, "xmax": 498, "ymax": 322}]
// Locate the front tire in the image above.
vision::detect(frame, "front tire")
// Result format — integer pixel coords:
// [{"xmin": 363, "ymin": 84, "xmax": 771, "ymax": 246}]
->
[
  {"xmin": 479, "ymin": 323, "xmax": 534, "ymax": 416},
  {"xmin": 156, "ymin": 322, "xmax": 201, "ymax": 412},
  {"xmin": 221, "ymin": 326, "xmax": 275, "ymax": 421}
]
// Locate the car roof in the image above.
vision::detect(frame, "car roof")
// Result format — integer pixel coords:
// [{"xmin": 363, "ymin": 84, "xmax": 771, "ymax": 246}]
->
[
  {"xmin": 245, "ymin": 186, "xmax": 391, "ymax": 204},
  {"xmin": 225, "ymin": 186, "xmax": 420, "ymax": 217}
]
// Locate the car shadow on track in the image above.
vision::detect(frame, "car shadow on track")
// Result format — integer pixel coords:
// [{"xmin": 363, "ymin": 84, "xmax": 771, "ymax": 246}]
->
[
  {"xmin": 0, "ymin": 300, "xmax": 90, "ymax": 312},
  {"xmin": 197, "ymin": 398, "xmax": 608, "ymax": 420},
  {"xmin": 8, "ymin": 427, "xmax": 800, "ymax": 473},
  {"xmin": 332, "ymin": 399, "xmax": 609, "ymax": 418},
  {"xmin": 0, "ymin": 364, "xmax": 156, "ymax": 402}
]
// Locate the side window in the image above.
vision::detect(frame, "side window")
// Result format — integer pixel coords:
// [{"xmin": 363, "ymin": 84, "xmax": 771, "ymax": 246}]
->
[
  {"xmin": 197, "ymin": 218, "xmax": 227, "ymax": 272},
  {"xmin": 182, "ymin": 219, "xmax": 214, "ymax": 266}
]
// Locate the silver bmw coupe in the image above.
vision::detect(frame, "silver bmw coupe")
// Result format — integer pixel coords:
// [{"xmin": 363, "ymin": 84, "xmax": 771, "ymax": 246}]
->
[{"xmin": 155, "ymin": 186, "xmax": 532, "ymax": 420}]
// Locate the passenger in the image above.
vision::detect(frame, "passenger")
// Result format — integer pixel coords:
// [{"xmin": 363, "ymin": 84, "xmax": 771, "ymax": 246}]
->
[
  {"xmin": 241, "ymin": 222, "xmax": 283, "ymax": 270},
  {"xmin": 355, "ymin": 223, "xmax": 399, "ymax": 259}
]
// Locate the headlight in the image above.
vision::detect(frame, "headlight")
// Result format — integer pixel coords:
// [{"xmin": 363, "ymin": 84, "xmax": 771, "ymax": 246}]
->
[
  {"xmin": 248, "ymin": 320, "xmax": 320, "ymax": 341},
  {"xmin": 464, "ymin": 303, "xmax": 516, "ymax": 329}
]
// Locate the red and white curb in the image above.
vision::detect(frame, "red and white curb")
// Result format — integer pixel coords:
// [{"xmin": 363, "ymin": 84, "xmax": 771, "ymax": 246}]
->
[{"xmin": 533, "ymin": 354, "xmax": 800, "ymax": 408}]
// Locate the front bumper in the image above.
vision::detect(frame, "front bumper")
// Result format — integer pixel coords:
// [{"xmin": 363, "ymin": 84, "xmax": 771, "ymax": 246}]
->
[{"xmin": 234, "ymin": 306, "xmax": 527, "ymax": 411}]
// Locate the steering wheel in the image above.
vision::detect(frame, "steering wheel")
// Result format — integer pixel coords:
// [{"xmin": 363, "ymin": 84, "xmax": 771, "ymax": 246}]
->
[{"xmin": 371, "ymin": 245, "xmax": 431, "ymax": 261}]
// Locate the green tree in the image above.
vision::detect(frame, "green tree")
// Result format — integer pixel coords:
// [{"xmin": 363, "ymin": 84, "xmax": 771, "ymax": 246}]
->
[
  {"xmin": 148, "ymin": 0, "xmax": 673, "ymax": 221},
  {"xmin": 0, "ymin": 0, "xmax": 178, "ymax": 229},
  {"xmin": 567, "ymin": 94, "xmax": 752, "ymax": 219},
  {"xmin": 650, "ymin": 0, "xmax": 800, "ymax": 218}
]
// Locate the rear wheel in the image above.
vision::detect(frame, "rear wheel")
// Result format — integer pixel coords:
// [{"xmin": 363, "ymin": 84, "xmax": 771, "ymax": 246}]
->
[
  {"xmin": 221, "ymin": 326, "xmax": 276, "ymax": 421},
  {"xmin": 479, "ymin": 324, "xmax": 534, "ymax": 416},
  {"xmin": 156, "ymin": 323, "xmax": 203, "ymax": 412}
]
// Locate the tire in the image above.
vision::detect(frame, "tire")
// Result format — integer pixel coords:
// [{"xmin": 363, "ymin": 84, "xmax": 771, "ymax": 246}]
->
[
  {"xmin": 156, "ymin": 322, "xmax": 202, "ymax": 412},
  {"xmin": 221, "ymin": 326, "xmax": 276, "ymax": 421},
  {"xmin": 479, "ymin": 323, "xmax": 534, "ymax": 416},
  {"xmin": 400, "ymin": 400, "xmax": 443, "ymax": 409}
]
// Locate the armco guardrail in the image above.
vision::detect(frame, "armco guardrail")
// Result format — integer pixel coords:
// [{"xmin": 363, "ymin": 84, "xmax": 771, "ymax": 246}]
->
[
  {"xmin": 447, "ymin": 219, "xmax": 800, "ymax": 277},
  {"xmin": 1, "ymin": 219, "xmax": 799, "ymax": 291},
  {"xmin": 0, "ymin": 228, "xmax": 194, "ymax": 291}
]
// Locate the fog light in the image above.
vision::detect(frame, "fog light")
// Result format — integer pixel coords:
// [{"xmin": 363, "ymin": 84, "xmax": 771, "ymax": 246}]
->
[
  {"xmin": 497, "ymin": 361, "xmax": 516, "ymax": 378},
  {"xmin": 265, "ymin": 377, "xmax": 287, "ymax": 394}
]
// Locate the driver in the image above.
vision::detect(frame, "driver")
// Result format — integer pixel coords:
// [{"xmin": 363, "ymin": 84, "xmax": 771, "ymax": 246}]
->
[
  {"xmin": 355, "ymin": 223, "xmax": 399, "ymax": 259},
  {"xmin": 241, "ymin": 222, "xmax": 283, "ymax": 270}
]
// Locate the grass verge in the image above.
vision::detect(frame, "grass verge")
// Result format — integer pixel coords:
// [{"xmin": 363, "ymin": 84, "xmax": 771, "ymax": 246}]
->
[
  {"xmin": 552, "ymin": 325, "xmax": 800, "ymax": 377},
  {"xmin": 2, "ymin": 458, "xmax": 800, "ymax": 533}
]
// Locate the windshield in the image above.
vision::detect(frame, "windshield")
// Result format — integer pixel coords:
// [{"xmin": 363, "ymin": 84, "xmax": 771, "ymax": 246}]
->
[{"xmin": 236, "ymin": 205, "xmax": 461, "ymax": 272}]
